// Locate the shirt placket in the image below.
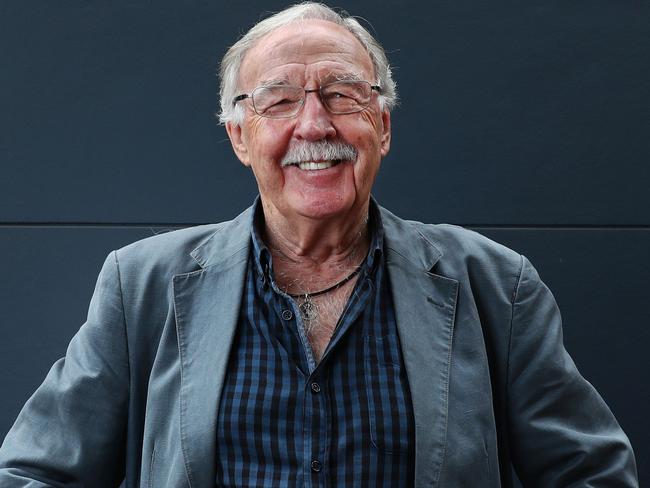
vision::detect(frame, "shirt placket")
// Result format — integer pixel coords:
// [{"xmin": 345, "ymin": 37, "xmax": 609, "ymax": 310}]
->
[
  {"xmin": 296, "ymin": 276, "xmax": 373, "ymax": 488},
  {"xmin": 277, "ymin": 296, "xmax": 326, "ymax": 488}
]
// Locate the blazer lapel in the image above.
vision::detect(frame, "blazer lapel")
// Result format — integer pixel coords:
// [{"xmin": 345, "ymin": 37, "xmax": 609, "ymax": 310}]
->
[
  {"xmin": 382, "ymin": 207, "xmax": 459, "ymax": 488},
  {"xmin": 172, "ymin": 208, "xmax": 253, "ymax": 488}
]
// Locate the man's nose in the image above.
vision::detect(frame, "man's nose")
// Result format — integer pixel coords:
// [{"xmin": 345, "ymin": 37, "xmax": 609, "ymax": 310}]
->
[{"xmin": 293, "ymin": 90, "xmax": 337, "ymax": 141}]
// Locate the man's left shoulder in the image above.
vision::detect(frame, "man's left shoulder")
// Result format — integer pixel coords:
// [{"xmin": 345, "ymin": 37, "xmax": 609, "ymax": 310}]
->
[{"xmin": 381, "ymin": 207, "xmax": 522, "ymax": 264}]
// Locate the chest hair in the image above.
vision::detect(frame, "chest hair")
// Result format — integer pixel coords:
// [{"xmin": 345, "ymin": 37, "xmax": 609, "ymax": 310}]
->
[{"xmin": 295, "ymin": 276, "xmax": 359, "ymax": 362}]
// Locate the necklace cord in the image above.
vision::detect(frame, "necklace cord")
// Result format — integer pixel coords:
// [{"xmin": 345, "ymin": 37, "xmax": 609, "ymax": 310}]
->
[{"xmin": 286, "ymin": 265, "xmax": 362, "ymax": 299}]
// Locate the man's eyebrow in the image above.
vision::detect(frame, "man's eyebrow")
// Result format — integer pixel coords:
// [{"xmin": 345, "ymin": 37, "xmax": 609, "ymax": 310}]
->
[
  {"xmin": 330, "ymin": 72, "xmax": 365, "ymax": 82},
  {"xmin": 257, "ymin": 76, "xmax": 293, "ymax": 87}
]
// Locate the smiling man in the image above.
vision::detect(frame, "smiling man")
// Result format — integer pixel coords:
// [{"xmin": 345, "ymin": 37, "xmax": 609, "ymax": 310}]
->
[
  {"xmin": 0, "ymin": 3, "xmax": 638, "ymax": 487},
  {"xmin": 223, "ymin": 16, "xmax": 392, "ymax": 362}
]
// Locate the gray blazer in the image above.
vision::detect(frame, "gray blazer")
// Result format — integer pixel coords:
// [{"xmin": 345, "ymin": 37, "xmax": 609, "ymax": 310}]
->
[{"xmin": 0, "ymin": 204, "xmax": 637, "ymax": 487}]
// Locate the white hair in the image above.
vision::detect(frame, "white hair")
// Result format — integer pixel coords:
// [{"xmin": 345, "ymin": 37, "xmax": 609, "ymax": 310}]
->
[{"xmin": 218, "ymin": 2, "xmax": 398, "ymax": 126}]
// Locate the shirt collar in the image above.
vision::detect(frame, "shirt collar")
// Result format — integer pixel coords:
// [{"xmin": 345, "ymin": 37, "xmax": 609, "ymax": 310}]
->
[{"xmin": 249, "ymin": 196, "xmax": 385, "ymax": 283}]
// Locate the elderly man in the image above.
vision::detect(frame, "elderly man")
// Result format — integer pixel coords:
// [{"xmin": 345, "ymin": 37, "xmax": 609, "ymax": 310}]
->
[{"xmin": 0, "ymin": 3, "xmax": 638, "ymax": 487}]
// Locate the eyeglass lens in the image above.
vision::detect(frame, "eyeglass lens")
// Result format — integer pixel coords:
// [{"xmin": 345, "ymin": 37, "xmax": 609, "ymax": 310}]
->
[{"xmin": 252, "ymin": 81, "xmax": 372, "ymax": 118}]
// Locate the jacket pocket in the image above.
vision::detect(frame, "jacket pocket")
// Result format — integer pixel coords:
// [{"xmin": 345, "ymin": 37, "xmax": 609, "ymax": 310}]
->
[{"xmin": 364, "ymin": 335, "xmax": 412, "ymax": 454}]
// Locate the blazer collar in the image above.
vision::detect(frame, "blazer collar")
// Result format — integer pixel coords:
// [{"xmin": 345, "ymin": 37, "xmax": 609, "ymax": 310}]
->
[
  {"xmin": 189, "ymin": 204, "xmax": 254, "ymax": 269},
  {"xmin": 188, "ymin": 200, "xmax": 444, "ymax": 272},
  {"xmin": 379, "ymin": 205, "xmax": 443, "ymax": 271}
]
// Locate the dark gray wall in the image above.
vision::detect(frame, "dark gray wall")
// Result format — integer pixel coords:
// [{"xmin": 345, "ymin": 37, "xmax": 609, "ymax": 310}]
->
[{"xmin": 1, "ymin": 0, "xmax": 648, "ymax": 484}]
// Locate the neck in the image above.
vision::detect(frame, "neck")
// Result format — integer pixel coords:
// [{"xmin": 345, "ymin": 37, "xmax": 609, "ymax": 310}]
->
[
  {"xmin": 260, "ymin": 199, "xmax": 371, "ymax": 292},
  {"xmin": 262, "ymin": 200, "xmax": 370, "ymax": 265}
]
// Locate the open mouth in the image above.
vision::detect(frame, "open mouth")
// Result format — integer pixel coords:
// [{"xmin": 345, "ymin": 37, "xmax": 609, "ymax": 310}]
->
[{"xmin": 286, "ymin": 159, "xmax": 345, "ymax": 171}]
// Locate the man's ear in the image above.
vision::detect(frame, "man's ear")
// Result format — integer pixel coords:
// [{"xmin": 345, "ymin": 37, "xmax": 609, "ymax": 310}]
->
[
  {"xmin": 225, "ymin": 121, "xmax": 251, "ymax": 167},
  {"xmin": 380, "ymin": 109, "xmax": 391, "ymax": 157}
]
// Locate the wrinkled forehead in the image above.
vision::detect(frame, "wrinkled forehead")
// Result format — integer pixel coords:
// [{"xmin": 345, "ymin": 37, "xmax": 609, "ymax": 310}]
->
[{"xmin": 238, "ymin": 19, "xmax": 375, "ymax": 91}]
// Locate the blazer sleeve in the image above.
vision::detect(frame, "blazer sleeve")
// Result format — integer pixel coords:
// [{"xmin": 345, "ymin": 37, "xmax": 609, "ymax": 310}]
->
[
  {"xmin": 507, "ymin": 255, "xmax": 638, "ymax": 487},
  {"xmin": 0, "ymin": 251, "xmax": 129, "ymax": 487}
]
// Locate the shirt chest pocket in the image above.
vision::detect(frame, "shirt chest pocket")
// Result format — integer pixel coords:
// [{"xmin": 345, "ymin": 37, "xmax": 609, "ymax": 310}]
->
[{"xmin": 364, "ymin": 335, "xmax": 413, "ymax": 455}]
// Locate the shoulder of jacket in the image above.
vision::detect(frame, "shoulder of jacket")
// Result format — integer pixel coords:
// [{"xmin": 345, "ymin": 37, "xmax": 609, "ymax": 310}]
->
[
  {"xmin": 112, "ymin": 218, "xmax": 237, "ymax": 282},
  {"xmin": 385, "ymin": 211, "xmax": 524, "ymax": 281},
  {"xmin": 423, "ymin": 222, "xmax": 520, "ymax": 260},
  {"xmin": 382, "ymin": 206, "xmax": 521, "ymax": 263}
]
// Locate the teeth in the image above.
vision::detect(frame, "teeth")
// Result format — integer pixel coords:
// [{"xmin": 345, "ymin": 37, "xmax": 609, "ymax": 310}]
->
[{"xmin": 298, "ymin": 161, "xmax": 335, "ymax": 170}]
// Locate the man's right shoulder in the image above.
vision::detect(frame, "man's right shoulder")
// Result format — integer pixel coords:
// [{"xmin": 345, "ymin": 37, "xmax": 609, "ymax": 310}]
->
[
  {"xmin": 117, "ymin": 223, "xmax": 222, "ymax": 265},
  {"xmin": 112, "ymin": 206, "xmax": 253, "ymax": 285},
  {"xmin": 108, "ymin": 223, "xmax": 221, "ymax": 289}
]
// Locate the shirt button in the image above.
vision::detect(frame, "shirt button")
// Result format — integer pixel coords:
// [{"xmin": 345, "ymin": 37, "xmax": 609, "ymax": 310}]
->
[
  {"xmin": 281, "ymin": 309, "xmax": 293, "ymax": 320},
  {"xmin": 310, "ymin": 460, "xmax": 322, "ymax": 472},
  {"xmin": 310, "ymin": 382, "xmax": 321, "ymax": 394}
]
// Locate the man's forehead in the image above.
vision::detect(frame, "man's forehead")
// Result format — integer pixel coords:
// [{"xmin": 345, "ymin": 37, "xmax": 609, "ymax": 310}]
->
[{"xmin": 239, "ymin": 19, "xmax": 374, "ymax": 89}]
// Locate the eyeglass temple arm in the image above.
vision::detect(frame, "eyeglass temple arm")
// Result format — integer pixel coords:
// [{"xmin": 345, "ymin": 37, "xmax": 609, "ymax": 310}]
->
[{"xmin": 232, "ymin": 94, "xmax": 250, "ymax": 106}]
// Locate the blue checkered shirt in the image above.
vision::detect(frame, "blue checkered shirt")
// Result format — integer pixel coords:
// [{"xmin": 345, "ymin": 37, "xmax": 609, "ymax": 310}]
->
[{"xmin": 215, "ymin": 200, "xmax": 415, "ymax": 487}]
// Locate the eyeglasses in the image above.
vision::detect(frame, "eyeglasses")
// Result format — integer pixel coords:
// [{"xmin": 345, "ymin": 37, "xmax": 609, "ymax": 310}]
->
[{"xmin": 232, "ymin": 80, "xmax": 382, "ymax": 119}]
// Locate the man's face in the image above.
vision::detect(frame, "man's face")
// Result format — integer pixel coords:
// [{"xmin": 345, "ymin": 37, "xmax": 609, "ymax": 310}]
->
[{"xmin": 226, "ymin": 19, "xmax": 391, "ymax": 223}]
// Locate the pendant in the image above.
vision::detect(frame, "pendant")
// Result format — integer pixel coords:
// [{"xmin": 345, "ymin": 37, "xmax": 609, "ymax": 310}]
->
[{"xmin": 299, "ymin": 295, "xmax": 317, "ymax": 321}]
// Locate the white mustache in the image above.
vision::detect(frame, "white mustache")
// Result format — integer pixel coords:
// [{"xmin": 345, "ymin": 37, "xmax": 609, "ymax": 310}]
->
[{"xmin": 280, "ymin": 140, "xmax": 357, "ymax": 166}]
